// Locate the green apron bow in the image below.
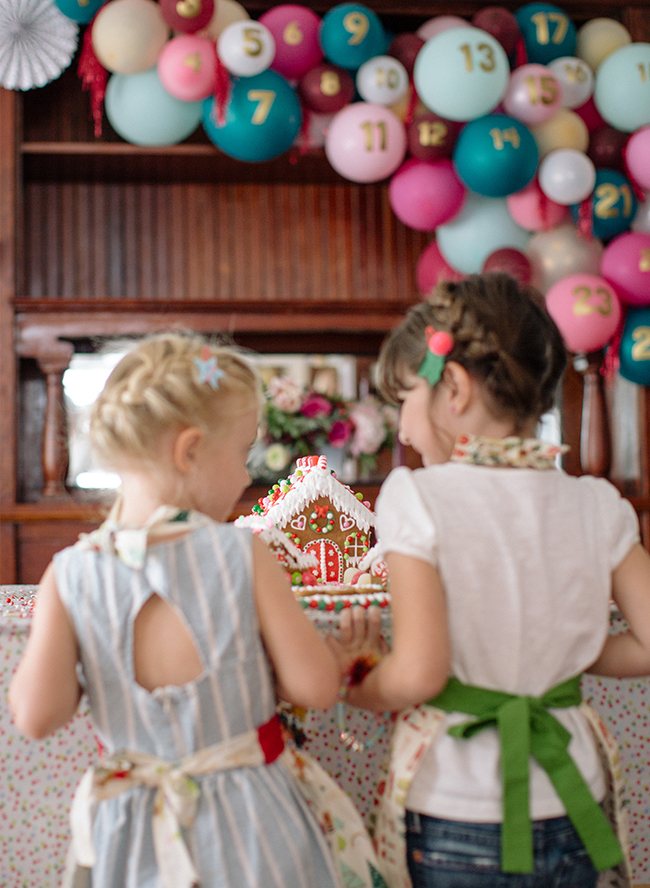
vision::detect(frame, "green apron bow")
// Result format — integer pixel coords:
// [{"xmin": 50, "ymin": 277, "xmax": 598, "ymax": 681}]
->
[{"xmin": 428, "ymin": 676, "xmax": 623, "ymax": 874}]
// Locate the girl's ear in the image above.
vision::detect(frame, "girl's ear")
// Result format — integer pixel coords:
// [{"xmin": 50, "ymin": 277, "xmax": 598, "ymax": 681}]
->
[
  {"xmin": 173, "ymin": 427, "xmax": 204, "ymax": 474},
  {"xmin": 442, "ymin": 361, "xmax": 472, "ymax": 415}
]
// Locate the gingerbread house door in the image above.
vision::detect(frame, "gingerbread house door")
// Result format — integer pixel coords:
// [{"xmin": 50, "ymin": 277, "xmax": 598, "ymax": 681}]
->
[{"xmin": 303, "ymin": 540, "xmax": 343, "ymax": 583}]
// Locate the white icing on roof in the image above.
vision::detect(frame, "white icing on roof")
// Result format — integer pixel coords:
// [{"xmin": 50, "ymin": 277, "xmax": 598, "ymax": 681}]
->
[
  {"xmin": 260, "ymin": 456, "xmax": 375, "ymax": 534},
  {"xmin": 234, "ymin": 513, "xmax": 318, "ymax": 570}
]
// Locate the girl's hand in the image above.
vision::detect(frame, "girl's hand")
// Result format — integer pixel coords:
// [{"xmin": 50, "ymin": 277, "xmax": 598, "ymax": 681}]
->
[{"xmin": 326, "ymin": 606, "xmax": 390, "ymax": 684}]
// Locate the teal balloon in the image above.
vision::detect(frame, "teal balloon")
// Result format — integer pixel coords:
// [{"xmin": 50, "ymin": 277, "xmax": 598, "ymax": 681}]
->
[
  {"xmin": 413, "ymin": 27, "xmax": 509, "ymax": 122},
  {"xmin": 594, "ymin": 42, "xmax": 650, "ymax": 133},
  {"xmin": 570, "ymin": 169, "xmax": 637, "ymax": 241},
  {"xmin": 619, "ymin": 307, "xmax": 650, "ymax": 385},
  {"xmin": 202, "ymin": 70, "xmax": 302, "ymax": 162},
  {"xmin": 319, "ymin": 3, "xmax": 387, "ymax": 71},
  {"xmin": 436, "ymin": 191, "xmax": 530, "ymax": 274},
  {"xmin": 515, "ymin": 3, "xmax": 576, "ymax": 64},
  {"xmin": 453, "ymin": 114, "xmax": 538, "ymax": 197},
  {"xmin": 55, "ymin": 0, "xmax": 107, "ymax": 23},
  {"xmin": 105, "ymin": 69, "xmax": 202, "ymax": 147}
]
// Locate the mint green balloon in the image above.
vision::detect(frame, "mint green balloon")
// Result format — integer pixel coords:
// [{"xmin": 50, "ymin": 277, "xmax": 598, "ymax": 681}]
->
[
  {"xmin": 594, "ymin": 42, "xmax": 650, "ymax": 133},
  {"xmin": 105, "ymin": 68, "xmax": 202, "ymax": 146},
  {"xmin": 436, "ymin": 192, "xmax": 530, "ymax": 273}
]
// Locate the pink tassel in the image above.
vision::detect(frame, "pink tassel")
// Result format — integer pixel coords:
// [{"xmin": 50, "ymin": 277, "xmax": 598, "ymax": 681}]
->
[{"xmin": 77, "ymin": 21, "xmax": 108, "ymax": 139}]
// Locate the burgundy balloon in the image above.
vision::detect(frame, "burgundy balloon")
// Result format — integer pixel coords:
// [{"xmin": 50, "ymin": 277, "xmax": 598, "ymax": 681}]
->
[
  {"xmin": 482, "ymin": 248, "xmax": 532, "ymax": 285},
  {"xmin": 407, "ymin": 112, "xmax": 460, "ymax": 162},
  {"xmin": 298, "ymin": 63, "xmax": 355, "ymax": 114},
  {"xmin": 471, "ymin": 6, "xmax": 521, "ymax": 56},
  {"xmin": 588, "ymin": 125, "xmax": 629, "ymax": 173},
  {"xmin": 159, "ymin": 0, "xmax": 214, "ymax": 34},
  {"xmin": 387, "ymin": 33, "xmax": 425, "ymax": 76}
]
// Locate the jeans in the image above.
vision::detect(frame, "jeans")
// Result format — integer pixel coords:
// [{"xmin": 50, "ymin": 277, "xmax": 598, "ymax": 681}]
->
[{"xmin": 405, "ymin": 810, "xmax": 599, "ymax": 888}]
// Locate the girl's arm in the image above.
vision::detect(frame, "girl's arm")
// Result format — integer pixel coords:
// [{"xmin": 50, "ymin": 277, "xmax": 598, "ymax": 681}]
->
[
  {"xmin": 251, "ymin": 536, "xmax": 341, "ymax": 710},
  {"xmin": 9, "ymin": 562, "xmax": 82, "ymax": 739},
  {"xmin": 589, "ymin": 543, "xmax": 650, "ymax": 677},
  {"xmin": 337, "ymin": 551, "xmax": 451, "ymax": 712}
]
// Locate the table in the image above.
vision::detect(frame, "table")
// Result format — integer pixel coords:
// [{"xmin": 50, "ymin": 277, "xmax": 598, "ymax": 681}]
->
[{"xmin": 2, "ymin": 588, "xmax": 650, "ymax": 886}]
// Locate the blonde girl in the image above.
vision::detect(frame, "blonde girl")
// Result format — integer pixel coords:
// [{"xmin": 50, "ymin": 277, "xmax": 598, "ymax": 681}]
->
[
  {"xmin": 10, "ymin": 333, "xmax": 349, "ymax": 888},
  {"xmin": 332, "ymin": 274, "xmax": 650, "ymax": 888}
]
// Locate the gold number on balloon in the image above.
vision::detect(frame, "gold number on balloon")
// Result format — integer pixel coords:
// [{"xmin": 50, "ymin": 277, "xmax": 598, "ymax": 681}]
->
[
  {"xmin": 344, "ymin": 12, "xmax": 369, "ymax": 45},
  {"xmin": 631, "ymin": 327, "xmax": 650, "ymax": 361},
  {"xmin": 418, "ymin": 121, "xmax": 448, "ymax": 147},
  {"xmin": 248, "ymin": 90, "xmax": 276, "ymax": 124},
  {"xmin": 524, "ymin": 75, "xmax": 558, "ymax": 104},
  {"xmin": 640, "ymin": 248, "xmax": 650, "ymax": 272},
  {"xmin": 563, "ymin": 62, "xmax": 587, "ymax": 83},
  {"xmin": 243, "ymin": 27, "xmax": 263, "ymax": 56},
  {"xmin": 375, "ymin": 67, "xmax": 400, "ymax": 89},
  {"xmin": 460, "ymin": 42, "xmax": 496, "ymax": 72},
  {"xmin": 360, "ymin": 120, "xmax": 387, "ymax": 151},
  {"xmin": 320, "ymin": 71, "xmax": 341, "ymax": 96},
  {"xmin": 183, "ymin": 52, "xmax": 202, "ymax": 72},
  {"xmin": 283, "ymin": 21, "xmax": 303, "ymax": 45},
  {"xmin": 594, "ymin": 183, "xmax": 634, "ymax": 219},
  {"xmin": 530, "ymin": 12, "xmax": 569, "ymax": 45},
  {"xmin": 572, "ymin": 285, "xmax": 612, "ymax": 317},
  {"xmin": 489, "ymin": 127, "xmax": 521, "ymax": 150},
  {"xmin": 176, "ymin": 0, "xmax": 201, "ymax": 17},
  {"xmin": 638, "ymin": 64, "xmax": 650, "ymax": 82}
]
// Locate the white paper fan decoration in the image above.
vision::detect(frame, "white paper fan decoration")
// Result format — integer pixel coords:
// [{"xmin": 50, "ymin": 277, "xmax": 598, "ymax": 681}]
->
[{"xmin": 0, "ymin": 0, "xmax": 79, "ymax": 90}]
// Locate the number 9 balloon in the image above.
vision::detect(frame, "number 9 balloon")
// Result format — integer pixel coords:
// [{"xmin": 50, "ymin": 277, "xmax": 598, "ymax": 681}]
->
[
  {"xmin": 319, "ymin": 3, "xmax": 387, "ymax": 71},
  {"xmin": 413, "ymin": 26, "xmax": 510, "ymax": 122},
  {"xmin": 619, "ymin": 307, "xmax": 650, "ymax": 385},
  {"xmin": 217, "ymin": 19, "xmax": 275, "ymax": 76},
  {"xmin": 545, "ymin": 272, "xmax": 621, "ymax": 353}
]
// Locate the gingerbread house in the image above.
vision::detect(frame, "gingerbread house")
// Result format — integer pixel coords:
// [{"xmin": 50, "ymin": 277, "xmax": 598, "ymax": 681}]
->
[{"xmin": 253, "ymin": 455, "xmax": 376, "ymax": 584}]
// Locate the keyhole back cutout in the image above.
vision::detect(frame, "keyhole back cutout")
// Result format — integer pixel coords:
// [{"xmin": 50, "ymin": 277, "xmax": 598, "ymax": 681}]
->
[{"xmin": 133, "ymin": 594, "xmax": 204, "ymax": 692}]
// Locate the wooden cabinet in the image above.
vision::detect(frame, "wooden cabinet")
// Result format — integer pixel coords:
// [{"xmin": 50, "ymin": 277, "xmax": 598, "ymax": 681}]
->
[{"xmin": 2, "ymin": 0, "xmax": 650, "ymax": 582}]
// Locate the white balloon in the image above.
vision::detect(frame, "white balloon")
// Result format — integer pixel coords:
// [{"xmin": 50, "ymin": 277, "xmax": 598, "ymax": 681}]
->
[
  {"xmin": 632, "ymin": 193, "xmax": 650, "ymax": 234},
  {"xmin": 526, "ymin": 223, "xmax": 603, "ymax": 292},
  {"xmin": 547, "ymin": 56, "xmax": 594, "ymax": 108},
  {"xmin": 538, "ymin": 148, "xmax": 596, "ymax": 205},
  {"xmin": 217, "ymin": 20, "xmax": 275, "ymax": 77},
  {"xmin": 356, "ymin": 55, "xmax": 409, "ymax": 106}
]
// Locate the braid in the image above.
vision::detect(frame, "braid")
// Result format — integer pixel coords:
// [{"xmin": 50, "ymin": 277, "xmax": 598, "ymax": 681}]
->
[{"xmin": 377, "ymin": 273, "xmax": 567, "ymax": 429}]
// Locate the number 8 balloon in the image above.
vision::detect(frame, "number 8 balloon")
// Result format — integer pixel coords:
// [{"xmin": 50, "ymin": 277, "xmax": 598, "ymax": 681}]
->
[{"xmin": 413, "ymin": 26, "xmax": 510, "ymax": 122}]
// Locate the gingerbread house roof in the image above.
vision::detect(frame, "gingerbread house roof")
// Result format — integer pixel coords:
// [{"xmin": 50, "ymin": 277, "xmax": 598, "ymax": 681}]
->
[{"xmin": 255, "ymin": 455, "xmax": 375, "ymax": 534}]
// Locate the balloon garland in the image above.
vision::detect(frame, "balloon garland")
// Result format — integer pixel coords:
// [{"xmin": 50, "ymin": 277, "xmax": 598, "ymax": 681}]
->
[{"xmin": 16, "ymin": 1, "xmax": 650, "ymax": 383}]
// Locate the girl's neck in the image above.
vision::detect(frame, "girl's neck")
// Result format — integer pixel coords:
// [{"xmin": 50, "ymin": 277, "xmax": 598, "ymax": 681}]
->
[{"xmin": 113, "ymin": 471, "xmax": 182, "ymax": 527}]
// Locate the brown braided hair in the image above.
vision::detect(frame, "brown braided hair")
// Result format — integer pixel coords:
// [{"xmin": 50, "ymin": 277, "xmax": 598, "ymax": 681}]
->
[{"xmin": 377, "ymin": 273, "xmax": 567, "ymax": 431}]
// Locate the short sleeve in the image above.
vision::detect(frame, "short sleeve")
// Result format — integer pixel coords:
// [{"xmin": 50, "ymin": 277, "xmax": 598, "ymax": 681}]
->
[
  {"xmin": 375, "ymin": 466, "xmax": 438, "ymax": 566},
  {"xmin": 584, "ymin": 476, "xmax": 640, "ymax": 569}
]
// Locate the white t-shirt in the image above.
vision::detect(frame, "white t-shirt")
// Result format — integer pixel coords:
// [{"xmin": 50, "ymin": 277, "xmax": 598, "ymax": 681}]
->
[{"xmin": 376, "ymin": 463, "xmax": 639, "ymax": 822}]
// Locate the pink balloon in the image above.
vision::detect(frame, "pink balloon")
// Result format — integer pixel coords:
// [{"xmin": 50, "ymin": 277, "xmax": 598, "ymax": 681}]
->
[
  {"xmin": 416, "ymin": 240, "xmax": 464, "ymax": 294},
  {"xmin": 417, "ymin": 15, "xmax": 470, "ymax": 40},
  {"xmin": 259, "ymin": 4, "xmax": 323, "ymax": 80},
  {"xmin": 503, "ymin": 64, "xmax": 562, "ymax": 126},
  {"xmin": 625, "ymin": 126, "xmax": 650, "ymax": 192},
  {"xmin": 388, "ymin": 158, "xmax": 465, "ymax": 231},
  {"xmin": 157, "ymin": 34, "xmax": 217, "ymax": 102},
  {"xmin": 601, "ymin": 231, "xmax": 650, "ymax": 305},
  {"xmin": 325, "ymin": 103, "xmax": 407, "ymax": 184},
  {"xmin": 482, "ymin": 247, "xmax": 532, "ymax": 284},
  {"xmin": 506, "ymin": 179, "xmax": 568, "ymax": 231},
  {"xmin": 545, "ymin": 273, "xmax": 622, "ymax": 353}
]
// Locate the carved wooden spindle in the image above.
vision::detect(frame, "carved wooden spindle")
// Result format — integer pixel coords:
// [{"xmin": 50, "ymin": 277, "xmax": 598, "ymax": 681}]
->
[
  {"xmin": 35, "ymin": 342, "xmax": 74, "ymax": 498},
  {"xmin": 574, "ymin": 350, "xmax": 611, "ymax": 478}
]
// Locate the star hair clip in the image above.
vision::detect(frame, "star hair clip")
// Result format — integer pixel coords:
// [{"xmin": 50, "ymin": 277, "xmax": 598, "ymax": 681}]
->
[
  {"xmin": 194, "ymin": 346, "xmax": 226, "ymax": 390},
  {"xmin": 418, "ymin": 325, "xmax": 454, "ymax": 387}
]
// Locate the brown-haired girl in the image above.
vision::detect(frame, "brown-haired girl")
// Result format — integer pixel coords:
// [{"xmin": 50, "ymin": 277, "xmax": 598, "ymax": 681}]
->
[{"xmin": 330, "ymin": 273, "xmax": 650, "ymax": 888}]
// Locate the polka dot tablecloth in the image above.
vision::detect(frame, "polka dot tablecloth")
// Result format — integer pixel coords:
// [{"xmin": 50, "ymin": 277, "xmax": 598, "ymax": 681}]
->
[{"xmin": 2, "ymin": 589, "xmax": 650, "ymax": 886}]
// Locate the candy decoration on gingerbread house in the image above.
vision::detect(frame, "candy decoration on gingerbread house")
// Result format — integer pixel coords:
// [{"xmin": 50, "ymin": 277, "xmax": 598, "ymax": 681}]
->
[{"xmin": 253, "ymin": 455, "xmax": 375, "ymax": 583}]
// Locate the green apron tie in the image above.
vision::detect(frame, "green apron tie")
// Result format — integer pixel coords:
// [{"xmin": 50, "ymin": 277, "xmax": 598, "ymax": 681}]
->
[{"xmin": 428, "ymin": 676, "xmax": 623, "ymax": 874}]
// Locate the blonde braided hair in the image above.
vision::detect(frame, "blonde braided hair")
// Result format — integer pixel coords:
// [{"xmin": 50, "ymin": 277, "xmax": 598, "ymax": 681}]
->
[
  {"xmin": 377, "ymin": 273, "xmax": 567, "ymax": 430},
  {"xmin": 90, "ymin": 333, "xmax": 261, "ymax": 468}
]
